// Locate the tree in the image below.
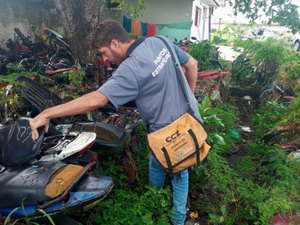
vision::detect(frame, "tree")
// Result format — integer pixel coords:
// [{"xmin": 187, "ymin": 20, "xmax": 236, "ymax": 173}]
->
[
  {"xmin": 222, "ymin": 0, "xmax": 300, "ymax": 33},
  {"xmin": 52, "ymin": 0, "xmax": 144, "ymax": 64}
]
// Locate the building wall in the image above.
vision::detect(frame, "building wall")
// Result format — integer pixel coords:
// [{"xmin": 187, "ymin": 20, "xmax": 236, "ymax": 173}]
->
[
  {"xmin": 134, "ymin": 0, "xmax": 194, "ymax": 24},
  {"xmin": 132, "ymin": 0, "xmax": 216, "ymax": 41},
  {"xmin": 0, "ymin": 0, "xmax": 63, "ymax": 49},
  {"xmin": 125, "ymin": 0, "xmax": 214, "ymax": 41},
  {"xmin": 0, "ymin": 0, "xmax": 196, "ymax": 45},
  {"xmin": 190, "ymin": 0, "xmax": 216, "ymax": 41},
  {"xmin": 0, "ymin": 0, "xmax": 120, "ymax": 50}
]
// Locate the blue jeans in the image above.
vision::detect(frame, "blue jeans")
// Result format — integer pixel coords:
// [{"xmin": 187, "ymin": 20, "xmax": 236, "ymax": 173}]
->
[{"xmin": 149, "ymin": 154, "xmax": 189, "ymax": 225}]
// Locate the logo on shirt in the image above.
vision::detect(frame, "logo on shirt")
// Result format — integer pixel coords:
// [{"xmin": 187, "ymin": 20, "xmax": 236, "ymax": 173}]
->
[{"xmin": 152, "ymin": 47, "xmax": 171, "ymax": 77}]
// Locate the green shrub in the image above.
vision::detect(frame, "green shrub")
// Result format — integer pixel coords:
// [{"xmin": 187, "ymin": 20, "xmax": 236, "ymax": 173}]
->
[
  {"xmin": 188, "ymin": 41, "xmax": 221, "ymax": 71},
  {"xmin": 232, "ymin": 38, "xmax": 290, "ymax": 85}
]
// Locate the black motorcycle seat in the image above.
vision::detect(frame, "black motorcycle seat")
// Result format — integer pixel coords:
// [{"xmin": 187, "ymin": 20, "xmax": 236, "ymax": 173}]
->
[
  {"xmin": 0, "ymin": 161, "xmax": 66, "ymax": 208},
  {"xmin": 0, "ymin": 118, "xmax": 44, "ymax": 166}
]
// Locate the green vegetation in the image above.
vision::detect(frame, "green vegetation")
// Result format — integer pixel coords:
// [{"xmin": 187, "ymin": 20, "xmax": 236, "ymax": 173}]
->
[
  {"xmin": 108, "ymin": 0, "xmax": 145, "ymax": 19},
  {"xmin": 225, "ymin": 0, "xmax": 300, "ymax": 33},
  {"xmin": 3, "ymin": 201, "xmax": 55, "ymax": 225},
  {"xmin": 188, "ymin": 41, "xmax": 222, "ymax": 71},
  {"xmin": 211, "ymin": 24, "xmax": 246, "ymax": 45},
  {"xmin": 232, "ymin": 37, "xmax": 290, "ymax": 85},
  {"xmin": 80, "ymin": 96, "xmax": 299, "ymax": 225}
]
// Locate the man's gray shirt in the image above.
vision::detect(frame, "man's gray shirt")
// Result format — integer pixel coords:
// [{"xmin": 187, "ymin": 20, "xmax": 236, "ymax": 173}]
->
[{"xmin": 99, "ymin": 36, "xmax": 202, "ymax": 132}]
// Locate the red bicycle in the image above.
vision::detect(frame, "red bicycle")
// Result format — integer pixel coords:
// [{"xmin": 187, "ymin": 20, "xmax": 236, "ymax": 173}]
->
[{"xmin": 195, "ymin": 69, "xmax": 230, "ymax": 103}]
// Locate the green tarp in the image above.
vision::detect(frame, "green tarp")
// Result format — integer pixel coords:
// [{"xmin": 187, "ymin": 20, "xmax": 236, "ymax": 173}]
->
[{"xmin": 156, "ymin": 21, "xmax": 192, "ymax": 42}]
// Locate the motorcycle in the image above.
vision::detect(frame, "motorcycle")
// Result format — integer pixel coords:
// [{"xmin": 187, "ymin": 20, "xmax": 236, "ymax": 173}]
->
[
  {"xmin": 0, "ymin": 160, "xmax": 114, "ymax": 221},
  {"xmin": 51, "ymin": 121, "xmax": 131, "ymax": 157},
  {"xmin": 261, "ymin": 124, "xmax": 300, "ymax": 159},
  {"xmin": 1, "ymin": 26, "xmax": 77, "ymax": 77},
  {"xmin": 42, "ymin": 28, "xmax": 70, "ymax": 51},
  {"xmin": 6, "ymin": 27, "xmax": 49, "ymax": 61},
  {"xmin": 174, "ymin": 37, "xmax": 194, "ymax": 52},
  {"xmin": 0, "ymin": 118, "xmax": 98, "ymax": 167},
  {"xmin": 2, "ymin": 75, "xmax": 131, "ymax": 159},
  {"xmin": 1, "ymin": 79, "xmax": 97, "ymax": 167},
  {"xmin": 258, "ymin": 83, "xmax": 295, "ymax": 105},
  {"xmin": 0, "ymin": 118, "xmax": 114, "ymax": 221}
]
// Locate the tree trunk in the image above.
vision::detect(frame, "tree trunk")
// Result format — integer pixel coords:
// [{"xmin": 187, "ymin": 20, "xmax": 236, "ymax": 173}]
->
[{"xmin": 53, "ymin": 0, "xmax": 104, "ymax": 64}]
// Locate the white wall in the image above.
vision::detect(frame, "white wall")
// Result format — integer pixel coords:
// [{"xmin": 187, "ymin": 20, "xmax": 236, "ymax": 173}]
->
[{"xmin": 190, "ymin": 0, "xmax": 214, "ymax": 41}]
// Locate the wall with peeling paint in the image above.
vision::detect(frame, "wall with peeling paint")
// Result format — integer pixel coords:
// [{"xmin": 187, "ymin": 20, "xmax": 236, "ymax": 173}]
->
[{"xmin": 0, "ymin": 0, "xmax": 63, "ymax": 50}]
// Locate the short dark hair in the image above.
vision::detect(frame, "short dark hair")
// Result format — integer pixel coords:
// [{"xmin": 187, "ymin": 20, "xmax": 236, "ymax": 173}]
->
[{"xmin": 93, "ymin": 20, "xmax": 131, "ymax": 48}]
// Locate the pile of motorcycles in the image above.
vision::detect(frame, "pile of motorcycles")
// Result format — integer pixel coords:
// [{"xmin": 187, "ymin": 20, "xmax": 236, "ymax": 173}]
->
[
  {"xmin": 0, "ymin": 114, "xmax": 133, "ymax": 221},
  {"xmin": 0, "ymin": 26, "xmax": 136, "ymax": 223},
  {"xmin": 0, "ymin": 27, "xmax": 76, "ymax": 77},
  {"xmin": 0, "ymin": 75, "xmax": 133, "ymax": 222}
]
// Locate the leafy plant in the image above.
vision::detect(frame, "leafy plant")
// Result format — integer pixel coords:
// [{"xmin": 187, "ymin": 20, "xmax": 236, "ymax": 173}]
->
[
  {"xmin": 223, "ymin": 0, "xmax": 300, "ymax": 33},
  {"xmin": 87, "ymin": 159, "xmax": 172, "ymax": 225},
  {"xmin": 235, "ymin": 141, "xmax": 299, "ymax": 224},
  {"xmin": 198, "ymin": 98, "xmax": 237, "ymax": 148},
  {"xmin": 279, "ymin": 94, "xmax": 300, "ymax": 126},
  {"xmin": 252, "ymin": 101, "xmax": 287, "ymax": 138},
  {"xmin": 3, "ymin": 201, "xmax": 55, "ymax": 225},
  {"xmin": 0, "ymin": 73, "xmax": 38, "ymax": 124},
  {"xmin": 287, "ymin": 62, "xmax": 300, "ymax": 79},
  {"xmin": 211, "ymin": 24, "xmax": 246, "ymax": 45},
  {"xmin": 106, "ymin": 0, "xmax": 145, "ymax": 19},
  {"xmin": 0, "ymin": 69, "xmax": 40, "ymax": 85},
  {"xmin": 188, "ymin": 93, "xmax": 300, "ymax": 224},
  {"xmin": 232, "ymin": 37, "xmax": 290, "ymax": 85},
  {"xmin": 57, "ymin": 68, "xmax": 85, "ymax": 87}
]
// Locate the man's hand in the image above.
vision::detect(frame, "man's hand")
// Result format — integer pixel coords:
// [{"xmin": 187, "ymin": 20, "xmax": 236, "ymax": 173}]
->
[
  {"xmin": 29, "ymin": 91, "xmax": 109, "ymax": 140},
  {"xmin": 29, "ymin": 114, "xmax": 50, "ymax": 140}
]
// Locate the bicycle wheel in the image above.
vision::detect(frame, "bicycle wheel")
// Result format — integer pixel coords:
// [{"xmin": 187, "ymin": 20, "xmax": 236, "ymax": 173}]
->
[{"xmin": 259, "ymin": 88, "xmax": 281, "ymax": 105}]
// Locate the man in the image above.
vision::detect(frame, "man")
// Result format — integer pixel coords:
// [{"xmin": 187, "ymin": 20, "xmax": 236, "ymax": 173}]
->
[{"xmin": 30, "ymin": 20, "xmax": 200, "ymax": 225}]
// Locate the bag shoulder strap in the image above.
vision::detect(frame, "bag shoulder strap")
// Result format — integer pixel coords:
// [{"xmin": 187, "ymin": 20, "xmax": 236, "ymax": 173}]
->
[
  {"xmin": 122, "ymin": 37, "xmax": 146, "ymax": 62},
  {"xmin": 154, "ymin": 36, "xmax": 194, "ymax": 113}
]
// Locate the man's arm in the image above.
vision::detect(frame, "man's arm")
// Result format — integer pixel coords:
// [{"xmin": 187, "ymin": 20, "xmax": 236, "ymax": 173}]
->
[
  {"xmin": 173, "ymin": 43, "xmax": 198, "ymax": 94},
  {"xmin": 183, "ymin": 55, "xmax": 198, "ymax": 93},
  {"xmin": 30, "ymin": 91, "xmax": 108, "ymax": 140}
]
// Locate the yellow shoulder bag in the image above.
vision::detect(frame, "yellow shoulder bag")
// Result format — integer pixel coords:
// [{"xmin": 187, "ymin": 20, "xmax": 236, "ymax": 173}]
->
[{"xmin": 147, "ymin": 36, "xmax": 211, "ymax": 174}]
